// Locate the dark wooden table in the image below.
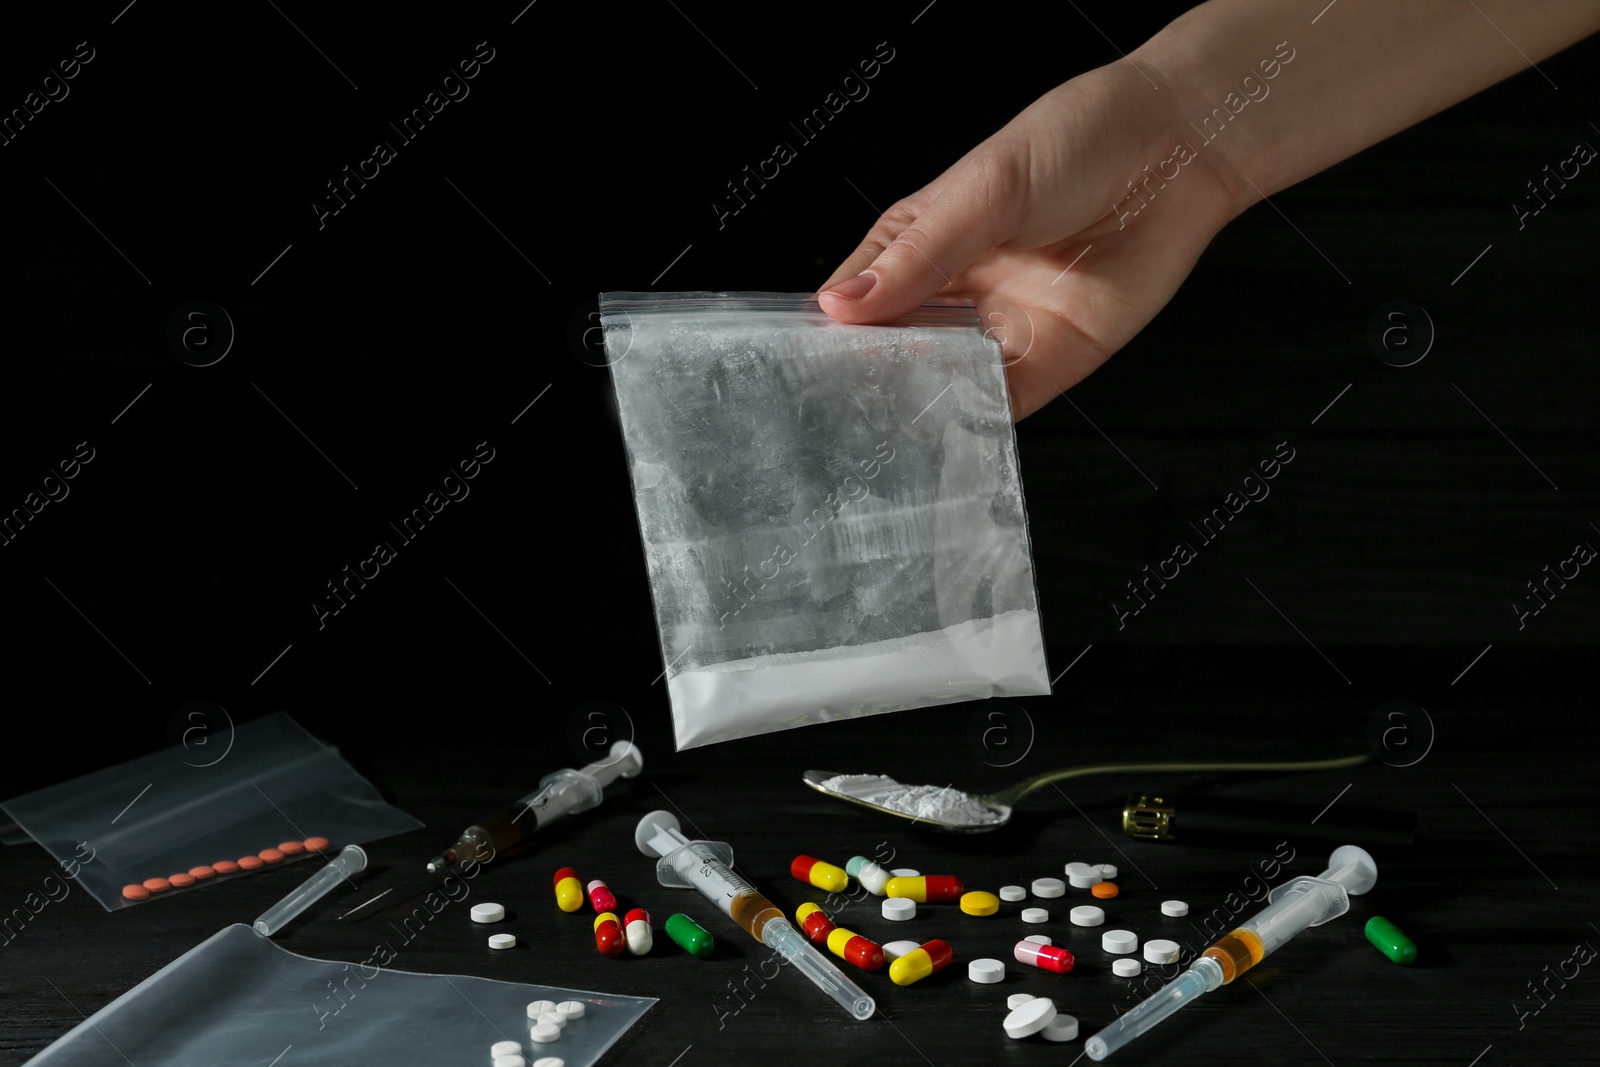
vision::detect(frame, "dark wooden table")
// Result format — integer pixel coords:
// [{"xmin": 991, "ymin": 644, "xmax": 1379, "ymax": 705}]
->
[{"xmin": 3, "ymin": 2, "xmax": 1598, "ymax": 1065}]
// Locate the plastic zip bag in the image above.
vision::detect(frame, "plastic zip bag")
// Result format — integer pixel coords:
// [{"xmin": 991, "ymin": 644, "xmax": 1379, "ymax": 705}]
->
[
  {"xmin": 601, "ymin": 292, "xmax": 1050, "ymax": 749},
  {"xmin": 22, "ymin": 923, "xmax": 654, "ymax": 1066},
  {"xmin": 1, "ymin": 712, "xmax": 423, "ymax": 910}
]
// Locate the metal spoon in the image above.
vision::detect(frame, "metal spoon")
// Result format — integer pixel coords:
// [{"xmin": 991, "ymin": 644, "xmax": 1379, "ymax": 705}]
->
[{"xmin": 802, "ymin": 754, "xmax": 1370, "ymax": 833}]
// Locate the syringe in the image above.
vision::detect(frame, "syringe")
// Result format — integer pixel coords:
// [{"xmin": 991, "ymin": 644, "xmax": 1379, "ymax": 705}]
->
[
  {"xmin": 427, "ymin": 741, "xmax": 643, "ymax": 872},
  {"xmin": 635, "ymin": 810, "xmax": 875, "ymax": 1021},
  {"xmin": 1084, "ymin": 844, "xmax": 1378, "ymax": 1060}
]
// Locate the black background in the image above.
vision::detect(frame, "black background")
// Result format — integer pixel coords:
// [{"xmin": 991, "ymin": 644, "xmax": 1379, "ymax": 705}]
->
[{"xmin": 1, "ymin": 2, "xmax": 1597, "ymax": 1066}]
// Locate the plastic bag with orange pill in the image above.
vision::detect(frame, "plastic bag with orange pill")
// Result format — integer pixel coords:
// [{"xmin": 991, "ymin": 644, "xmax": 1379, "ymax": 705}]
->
[
  {"xmin": 22, "ymin": 924, "xmax": 654, "ymax": 1067},
  {"xmin": 1, "ymin": 712, "xmax": 421, "ymax": 910}
]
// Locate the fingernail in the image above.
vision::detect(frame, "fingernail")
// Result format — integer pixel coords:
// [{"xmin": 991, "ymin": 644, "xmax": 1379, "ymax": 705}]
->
[{"xmin": 823, "ymin": 270, "xmax": 877, "ymax": 302}]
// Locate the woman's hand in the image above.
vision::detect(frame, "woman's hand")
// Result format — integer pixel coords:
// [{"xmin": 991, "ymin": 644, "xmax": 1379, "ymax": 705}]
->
[{"xmin": 818, "ymin": 61, "xmax": 1244, "ymax": 420}]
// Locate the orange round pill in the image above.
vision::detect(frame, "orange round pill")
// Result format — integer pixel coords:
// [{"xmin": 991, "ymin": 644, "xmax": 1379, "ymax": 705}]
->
[
  {"xmin": 168, "ymin": 872, "xmax": 196, "ymax": 888},
  {"xmin": 259, "ymin": 848, "xmax": 285, "ymax": 863},
  {"xmin": 237, "ymin": 855, "xmax": 264, "ymax": 870},
  {"xmin": 278, "ymin": 840, "xmax": 306, "ymax": 855},
  {"xmin": 122, "ymin": 884, "xmax": 151, "ymax": 901},
  {"xmin": 213, "ymin": 860, "xmax": 240, "ymax": 874},
  {"xmin": 143, "ymin": 877, "xmax": 171, "ymax": 892},
  {"xmin": 1092, "ymin": 881, "xmax": 1119, "ymax": 899},
  {"xmin": 303, "ymin": 836, "xmax": 329, "ymax": 852},
  {"xmin": 189, "ymin": 866, "xmax": 216, "ymax": 879}
]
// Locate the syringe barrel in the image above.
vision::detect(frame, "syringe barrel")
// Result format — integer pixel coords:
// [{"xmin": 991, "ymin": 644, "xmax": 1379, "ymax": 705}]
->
[
  {"xmin": 1084, "ymin": 958, "xmax": 1220, "ymax": 1060},
  {"xmin": 764, "ymin": 918, "xmax": 875, "ymax": 1021},
  {"xmin": 1243, "ymin": 876, "xmax": 1349, "ymax": 958}
]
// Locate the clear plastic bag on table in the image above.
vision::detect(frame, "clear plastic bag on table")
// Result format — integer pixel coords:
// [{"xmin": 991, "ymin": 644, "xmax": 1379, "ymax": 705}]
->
[
  {"xmin": 23, "ymin": 923, "xmax": 654, "ymax": 1066},
  {"xmin": 601, "ymin": 292, "xmax": 1050, "ymax": 749},
  {"xmin": 1, "ymin": 712, "xmax": 423, "ymax": 910}
]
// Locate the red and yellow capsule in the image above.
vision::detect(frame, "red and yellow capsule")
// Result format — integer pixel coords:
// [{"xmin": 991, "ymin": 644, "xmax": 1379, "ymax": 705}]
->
[
  {"xmin": 884, "ymin": 875, "xmax": 965, "ymax": 904},
  {"xmin": 587, "ymin": 879, "xmax": 618, "ymax": 914},
  {"xmin": 795, "ymin": 902, "xmax": 837, "ymax": 946},
  {"xmin": 790, "ymin": 854, "xmax": 848, "ymax": 893},
  {"xmin": 825, "ymin": 926, "xmax": 885, "ymax": 972},
  {"xmin": 1014, "ymin": 938, "xmax": 1074, "ymax": 974},
  {"xmin": 553, "ymin": 867, "xmax": 584, "ymax": 912},
  {"xmin": 593, "ymin": 911, "xmax": 625, "ymax": 957},
  {"xmin": 889, "ymin": 939, "xmax": 953, "ymax": 986}
]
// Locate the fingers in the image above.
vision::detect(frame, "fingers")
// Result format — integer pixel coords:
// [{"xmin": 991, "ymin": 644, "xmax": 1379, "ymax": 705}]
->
[{"xmin": 819, "ymin": 149, "xmax": 1025, "ymax": 324}]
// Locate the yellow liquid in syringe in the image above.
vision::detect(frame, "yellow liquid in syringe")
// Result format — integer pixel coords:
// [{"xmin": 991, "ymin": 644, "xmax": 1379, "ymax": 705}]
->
[{"xmin": 1203, "ymin": 927, "xmax": 1265, "ymax": 983}]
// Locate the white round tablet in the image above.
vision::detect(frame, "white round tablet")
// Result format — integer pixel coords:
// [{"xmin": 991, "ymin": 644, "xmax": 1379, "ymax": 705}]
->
[
  {"xmin": 1041, "ymin": 1013, "xmax": 1079, "ymax": 1042},
  {"xmin": 890, "ymin": 868, "xmax": 920, "ymax": 877},
  {"xmin": 527, "ymin": 1000, "xmax": 557, "ymax": 1019},
  {"xmin": 1021, "ymin": 907, "xmax": 1049, "ymax": 924},
  {"xmin": 1095, "ymin": 863, "xmax": 1119, "ymax": 880},
  {"xmin": 1067, "ymin": 870, "xmax": 1102, "ymax": 889},
  {"xmin": 491, "ymin": 1041, "xmax": 522, "ymax": 1057},
  {"xmin": 1144, "ymin": 939, "xmax": 1180, "ymax": 964},
  {"xmin": 882, "ymin": 897, "xmax": 916, "ymax": 921},
  {"xmin": 1113, "ymin": 958, "xmax": 1143, "ymax": 977},
  {"xmin": 493, "ymin": 1056, "xmax": 526, "ymax": 1067},
  {"xmin": 1030, "ymin": 877, "xmax": 1066, "ymax": 898},
  {"xmin": 1003, "ymin": 996, "xmax": 1057, "ymax": 1039},
  {"xmin": 529, "ymin": 1023, "xmax": 562, "ymax": 1044},
  {"xmin": 1007, "ymin": 993, "xmax": 1036, "ymax": 1010},
  {"xmin": 999, "ymin": 885, "xmax": 1027, "ymax": 902},
  {"xmin": 533, "ymin": 1059, "xmax": 565, "ymax": 1067},
  {"xmin": 471, "ymin": 902, "xmax": 506, "ymax": 923},
  {"xmin": 537, "ymin": 1012, "xmax": 566, "ymax": 1030},
  {"xmin": 1070, "ymin": 905, "xmax": 1105, "ymax": 927},
  {"xmin": 1101, "ymin": 929, "xmax": 1137, "ymax": 954},
  {"xmin": 968, "ymin": 958, "xmax": 1005, "ymax": 984},
  {"xmin": 882, "ymin": 940, "xmax": 921, "ymax": 961},
  {"xmin": 489, "ymin": 933, "xmax": 517, "ymax": 949},
  {"xmin": 1064, "ymin": 862, "xmax": 1094, "ymax": 876},
  {"xmin": 1024, "ymin": 934, "xmax": 1052, "ymax": 945},
  {"xmin": 1161, "ymin": 899, "xmax": 1189, "ymax": 917},
  {"xmin": 555, "ymin": 1000, "xmax": 586, "ymax": 1020}
]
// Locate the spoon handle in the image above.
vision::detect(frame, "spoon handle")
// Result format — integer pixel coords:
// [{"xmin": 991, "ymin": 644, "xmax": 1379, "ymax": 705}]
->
[{"xmin": 1006, "ymin": 753, "xmax": 1371, "ymax": 805}]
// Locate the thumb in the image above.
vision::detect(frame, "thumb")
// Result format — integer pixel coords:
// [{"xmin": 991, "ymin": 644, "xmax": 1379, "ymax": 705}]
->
[{"xmin": 819, "ymin": 157, "xmax": 1018, "ymax": 324}]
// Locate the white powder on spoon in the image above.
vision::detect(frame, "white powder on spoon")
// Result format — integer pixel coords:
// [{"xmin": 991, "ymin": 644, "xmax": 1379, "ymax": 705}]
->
[{"xmin": 818, "ymin": 773, "xmax": 1004, "ymax": 827}]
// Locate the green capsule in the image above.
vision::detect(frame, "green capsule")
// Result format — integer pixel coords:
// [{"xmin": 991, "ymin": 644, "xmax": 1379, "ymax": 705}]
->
[
  {"xmin": 665, "ymin": 912, "xmax": 715, "ymax": 958},
  {"xmin": 1365, "ymin": 915, "xmax": 1416, "ymax": 965}
]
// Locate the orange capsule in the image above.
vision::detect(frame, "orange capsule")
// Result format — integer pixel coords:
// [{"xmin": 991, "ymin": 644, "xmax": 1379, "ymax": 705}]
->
[
  {"xmin": 593, "ymin": 911, "xmax": 625, "ymax": 957},
  {"xmin": 213, "ymin": 860, "xmax": 240, "ymax": 874},
  {"xmin": 189, "ymin": 865, "xmax": 216, "ymax": 879},
  {"xmin": 121, "ymin": 884, "xmax": 150, "ymax": 901},
  {"xmin": 143, "ymin": 877, "xmax": 171, "ymax": 892},
  {"xmin": 278, "ymin": 840, "xmax": 306, "ymax": 855},
  {"xmin": 303, "ymin": 836, "xmax": 330, "ymax": 852},
  {"xmin": 238, "ymin": 855, "xmax": 264, "ymax": 870},
  {"xmin": 168, "ymin": 872, "xmax": 196, "ymax": 888},
  {"xmin": 259, "ymin": 848, "xmax": 285, "ymax": 863},
  {"xmin": 1092, "ymin": 881, "xmax": 1119, "ymax": 899}
]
